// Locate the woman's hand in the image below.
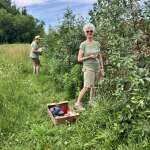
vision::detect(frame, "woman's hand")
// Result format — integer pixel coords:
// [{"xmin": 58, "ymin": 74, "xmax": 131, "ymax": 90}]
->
[
  {"xmin": 100, "ymin": 68, "xmax": 105, "ymax": 77},
  {"xmin": 38, "ymin": 48, "xmax": 43, "ymax": 53},
  {"xmin": 100, "ymin": 67, "xmax": 105, "ymax": 77},
  {"xmin": 90, "ymin": 54, "xmax": 97, "ymax": 59}
]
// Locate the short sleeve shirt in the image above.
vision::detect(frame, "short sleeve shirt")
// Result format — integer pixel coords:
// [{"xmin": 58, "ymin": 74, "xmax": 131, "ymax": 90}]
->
[
  {"xmin": 30, "ymin": 41, "xmax": 39, "ymax": 59},
  {"xmin": 80, "ymin": 41, "xmax": 100, "ymax": 71}
]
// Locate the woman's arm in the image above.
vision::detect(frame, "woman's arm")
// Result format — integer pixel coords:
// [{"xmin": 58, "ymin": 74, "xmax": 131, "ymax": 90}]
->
[
  {"xmin": 98, "ymin": 53, "xmax": 105, "ymax": 76},
  {"xmin": 32, "ymin": 47, "xmax": 42, "ymax": 54},
  {"xmin": 78, "ymin": 49, "xmax": 97, "ymax": 62},
  {"xmin": 31, "ymin": 42, "xmax": 40, "ymax": 53},
  {"xmin": 99, "ymin": 53, "xmax": 104, "ymax": 69},
  {"xmin": 32, "ymin": 48, "xmax": 38, "ymax": 53}
]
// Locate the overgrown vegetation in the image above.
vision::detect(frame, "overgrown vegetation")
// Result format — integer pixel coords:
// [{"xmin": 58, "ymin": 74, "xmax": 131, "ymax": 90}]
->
[{"xmin": 0, "ymin": 0, "xmax": 150, "ymax": 149}]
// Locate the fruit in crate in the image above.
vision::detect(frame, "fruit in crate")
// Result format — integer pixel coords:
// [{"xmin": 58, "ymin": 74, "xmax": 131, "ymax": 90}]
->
[{"xmin": 50, "ymin": 106, "xmax": 64, "ymax": 117}]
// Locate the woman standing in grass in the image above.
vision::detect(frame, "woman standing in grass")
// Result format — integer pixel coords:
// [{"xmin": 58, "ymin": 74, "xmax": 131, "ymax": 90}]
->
[
  {"xmin": 30, "ymin": 35, "xmax": 42, "ymax": 75},
  {"xmin": 74, "ymin": 23, "xmax": 104, "ymax": 111}
]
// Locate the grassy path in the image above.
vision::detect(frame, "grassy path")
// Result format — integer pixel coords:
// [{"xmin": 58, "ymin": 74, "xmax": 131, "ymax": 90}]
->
[{"xmin": 0, "ymin": 44, "xmax": 68, "ymax": 149}]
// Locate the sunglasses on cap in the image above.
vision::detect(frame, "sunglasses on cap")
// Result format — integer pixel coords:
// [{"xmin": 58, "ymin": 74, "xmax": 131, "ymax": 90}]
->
[{"xmin": 86, "ymin": 30, "xmax": 93, "ymax": 33}]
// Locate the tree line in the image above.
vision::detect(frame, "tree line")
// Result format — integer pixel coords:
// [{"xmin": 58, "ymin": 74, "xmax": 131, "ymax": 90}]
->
[{"xmin": 0, "ymin": 0, "xmax": 44, "ymax": 43}]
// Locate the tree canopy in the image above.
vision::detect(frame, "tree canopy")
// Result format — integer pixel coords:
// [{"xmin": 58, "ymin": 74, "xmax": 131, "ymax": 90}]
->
[{"xmin": 0, "ymin": 0, "xmax": 44, "ymax": 43}]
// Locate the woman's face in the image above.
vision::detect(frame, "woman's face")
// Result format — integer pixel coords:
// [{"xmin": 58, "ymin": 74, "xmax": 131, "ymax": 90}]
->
[
  {"xmin": 85, "ymin": 27, "xmax": 94, "ymax": 38},
  {"xmin": 36, "ymin": 39, "xmax": 40, "ymax": 43}
]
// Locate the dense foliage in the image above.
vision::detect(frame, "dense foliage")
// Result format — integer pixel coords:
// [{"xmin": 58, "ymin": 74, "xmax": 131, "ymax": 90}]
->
[
  {"xmin": 43, "ymin": 8, "xmax": 86, "ymax": 98},
  {"xmin": 43, "ymin": 0, "xmax": 150, "ymax": 148},
  {"xmin": 0, "ymin": 0, "xmax": 150, "ymax": 149},
  {"xmin": 0, "ymin": 0, "xmax": 44, "ymax": 43}
]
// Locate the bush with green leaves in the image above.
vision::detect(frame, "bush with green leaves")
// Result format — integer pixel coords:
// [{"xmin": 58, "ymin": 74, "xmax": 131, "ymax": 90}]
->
[{"xmin": 43, "ymin": 8, "xmax": 86, "ymax": 97}]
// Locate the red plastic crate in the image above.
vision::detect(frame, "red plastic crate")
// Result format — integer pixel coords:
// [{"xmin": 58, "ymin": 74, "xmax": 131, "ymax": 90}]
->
[{"xmin": 47, "ymin": 101, "xmax": 79, "ymax": 125}]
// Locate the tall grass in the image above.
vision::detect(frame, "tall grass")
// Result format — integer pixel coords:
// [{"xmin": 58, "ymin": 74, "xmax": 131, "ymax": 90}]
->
[
  {"xmin": 0, "ymin": 44, "xmax": 54, "ymax": 149},
  {"xmin": 0, "ymin": 44, "xmax": 31, "ymax": 74}
]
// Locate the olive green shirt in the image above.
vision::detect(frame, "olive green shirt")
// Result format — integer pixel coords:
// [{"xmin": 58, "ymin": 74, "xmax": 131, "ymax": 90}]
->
[
  {"xmin": 30, "ymin": 41, "xmax": 39, "ymax": 59},
  {"xmin": 80, "ymin": 41, "xmax": 101, "ymax": 71}
]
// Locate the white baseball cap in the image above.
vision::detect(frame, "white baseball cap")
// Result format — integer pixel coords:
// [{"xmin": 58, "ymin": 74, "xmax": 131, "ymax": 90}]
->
[{"xmin": 35, "ymin": 35, "xmax": 42, "ymax": 40}]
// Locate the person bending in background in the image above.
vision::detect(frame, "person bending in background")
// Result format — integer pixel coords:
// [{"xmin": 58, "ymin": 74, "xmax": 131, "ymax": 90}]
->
[
  {"xmin": 74, "ymin": 23, "xmax": 104, "ymax": 111},
  {"xmin": 30, "ymin": 35, "xmax": 42, "ymax": 75}
]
